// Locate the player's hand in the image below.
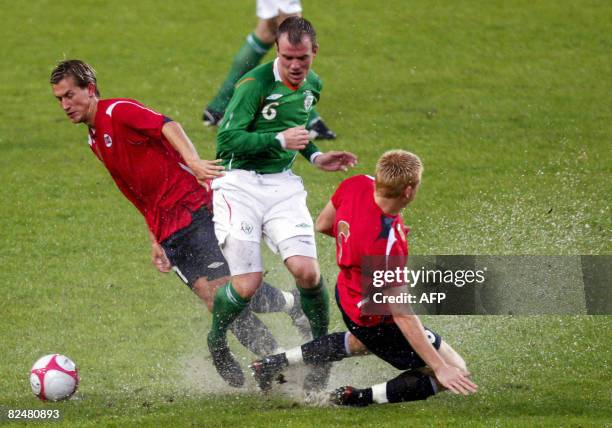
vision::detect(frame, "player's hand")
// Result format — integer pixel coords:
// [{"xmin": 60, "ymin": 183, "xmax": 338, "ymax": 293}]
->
[
  {"xmin": 433, "ymin": 365, "xmax": 478, "ymax": 395},
  {"xmin": 281, "ymin": 126, "xmax": 310, "ymax": 151},
  {"xmin": 151, "ymin": 242, "xmax": 172, "ymax": 273},
  {"xmin": 313, "ymin": 151, "xmax": 358, "ymax": 171},
  {"xmin": 188, "ymin": 159, "xmax": 225, "ymax": 187}
]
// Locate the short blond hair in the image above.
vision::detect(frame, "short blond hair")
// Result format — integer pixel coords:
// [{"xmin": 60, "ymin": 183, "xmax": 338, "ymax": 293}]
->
[{"xmin": 375, "ymin": 150, "xmax": 423, "ymax": 198}]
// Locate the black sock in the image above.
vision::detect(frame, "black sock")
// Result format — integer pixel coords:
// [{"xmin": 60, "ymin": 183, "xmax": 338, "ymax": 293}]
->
[
  {"xmin": 386, "ymin": 371, "xmax": 435, "ymax": 403},
  {"xmin": 301, "ymin": 332, "xmax": 348, "ymax": 364},
  {"xmin": 229, "ymin": 308, "xmax": 278, "ymax": 356},
  {"xmin": 248, "ymin": 282, "xmax": 289, "ymax": 313}
]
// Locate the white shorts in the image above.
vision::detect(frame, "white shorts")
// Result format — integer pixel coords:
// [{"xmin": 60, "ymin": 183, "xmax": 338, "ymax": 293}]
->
[
  {"xmin": 212, "ymin": 169, "xmax": 316, "ymax": 260},
  {"xmin": 256, "ymin": 0, "xmax": 302, "ymax": 20}
]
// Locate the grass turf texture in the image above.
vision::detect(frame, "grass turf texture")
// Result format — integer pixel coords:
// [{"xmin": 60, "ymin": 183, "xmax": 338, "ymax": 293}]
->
[{"xmin": 1, "ymin": 0, "xmax": 610, "ymax": 426}]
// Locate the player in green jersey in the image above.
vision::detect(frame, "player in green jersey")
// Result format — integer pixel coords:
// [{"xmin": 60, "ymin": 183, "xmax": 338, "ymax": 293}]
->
[
  {"xmin": 202, "ymin": 1, "xmax": 336, "ymax": 141},
  {"xmin": 209, "ymin": 17, "xmax": 357, "ymax": 391}
]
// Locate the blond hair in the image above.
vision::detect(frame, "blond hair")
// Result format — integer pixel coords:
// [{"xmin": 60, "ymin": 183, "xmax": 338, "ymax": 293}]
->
[{"xmin": 375, "ymin": 150, "xmax": 423, "ymax": 198}]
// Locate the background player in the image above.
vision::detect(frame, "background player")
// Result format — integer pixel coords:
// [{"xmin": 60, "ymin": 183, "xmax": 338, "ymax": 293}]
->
[
  {"xmin": 202, "ymin": 0, "xmax": 336, "ymax": 140},
  {"xmin": 210, "ymin": 17, "xmax": 357, "ymax": 391},
  {"xmin": 250, "ymin": 150, "xmax": 478, "ymax": 406},
  {"xmin": 49, "ymin": 59, "xmax": 310, "ymax": 388}
]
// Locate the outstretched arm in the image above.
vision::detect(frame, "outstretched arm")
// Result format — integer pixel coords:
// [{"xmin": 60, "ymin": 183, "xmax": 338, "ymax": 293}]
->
[
  {"xmin": 313, "ymin": 151, "xmax": 358, "ymax": 172},
  {"xmin": 162, "ymin": 121, "xmax": 224, "ymax": 188},
  {"xmin": 391, "ymin": 306, "xmax": 477, "ymax": 395}
]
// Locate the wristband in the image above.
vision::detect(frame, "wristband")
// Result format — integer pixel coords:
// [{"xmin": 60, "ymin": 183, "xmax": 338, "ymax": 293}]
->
[
  {"xmin": 310, "ymin": 151, "xmax": 323, "ymax": 164},
  {"xmin": 275, "ymin": 133, "xmax": 287, "ymax": 149}
]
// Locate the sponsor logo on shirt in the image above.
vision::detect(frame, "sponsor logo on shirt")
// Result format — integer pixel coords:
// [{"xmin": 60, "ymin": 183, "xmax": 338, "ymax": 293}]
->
[{"xmin": 266, "ymin": 93, "xmax": 283, "ymax": 100}]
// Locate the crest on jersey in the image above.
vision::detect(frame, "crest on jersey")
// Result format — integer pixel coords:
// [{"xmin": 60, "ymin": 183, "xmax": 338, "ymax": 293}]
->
[
  {"xmin": 304, "ymin": 90, "xmax": 314, "ymax": 112},
  {"xmin": 103, "ymin": 134, "xmax": 113, "ymax": 148},
  {"xmin": 337, "ymin": 220, "xmax": 350, "ymax": 259}
]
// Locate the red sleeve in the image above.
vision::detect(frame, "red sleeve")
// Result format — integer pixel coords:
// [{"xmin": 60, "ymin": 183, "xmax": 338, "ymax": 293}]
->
[
  {"xmin": 331, "ymin": 178, "xmax": 352, "ymax": 209},
  {"xmin": 110, "ymin": 100, "xmax": 166, "ymax": 140}
]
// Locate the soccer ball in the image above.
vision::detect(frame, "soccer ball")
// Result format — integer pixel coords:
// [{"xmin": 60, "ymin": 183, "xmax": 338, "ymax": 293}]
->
[{"xmin": 30, "ymin": 354, "xmax": 79, "ymax": 401}]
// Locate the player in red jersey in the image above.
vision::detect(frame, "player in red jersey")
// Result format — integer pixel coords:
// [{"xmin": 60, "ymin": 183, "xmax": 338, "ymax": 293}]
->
[
  {"xmin": 50, "ymin": 60, "xmax": 312, "ymax": 388},
  {"xmin": 250, "ymin": 150, "xmax": 477, "ymax": 405}
]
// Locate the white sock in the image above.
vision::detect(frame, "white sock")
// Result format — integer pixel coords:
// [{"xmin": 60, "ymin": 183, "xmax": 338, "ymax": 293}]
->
[
  {"xmin": 285, "ymin": 346, "xmax": 303, "ymax": 365},
  {"xmin": 281, "ymin": 290, "xmax": 294, "ymax": 313},
  {"xmin": 371, "ymin": 382, "xmax": 388, "ymax": 404}
]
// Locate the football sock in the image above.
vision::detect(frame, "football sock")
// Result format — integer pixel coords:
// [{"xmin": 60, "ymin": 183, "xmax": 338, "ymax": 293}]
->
[
  {"xmin": 374, "ymin": 371, "xmax": 436, "ymax": 404},
  {"xmin": 301, "ymin": 332, "xmax": 349, "ymax": 364},
  {"xmin": 248, "ymin": 281, "xmax": 293, "ymax": 313},
  {"xmin": 297, "ymin": 278, "xmax": 330, "ymax": 338},
  {"xmin": 279, "ymin": 332, "xmax": 349, "ymax": 366},
  {"xmin": 229, "ymin": 308, "xmax": 278, "ymax": 356},
  {"xmin": 208, "ymin": 283, "xmax": 249, "ymax": 348},
  {"xmin": 208, "ymin": 32, "xmax": 273, "ymax": 112}
]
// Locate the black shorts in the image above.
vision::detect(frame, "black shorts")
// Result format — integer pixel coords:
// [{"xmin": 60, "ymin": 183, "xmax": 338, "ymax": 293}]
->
[
  {"xmin": 160, "ymin": 206, "xmax": 230, "ymax": 288},
  {"xmin": 335, "ymin": 286, "xmax": 442, "ymax": 370}
]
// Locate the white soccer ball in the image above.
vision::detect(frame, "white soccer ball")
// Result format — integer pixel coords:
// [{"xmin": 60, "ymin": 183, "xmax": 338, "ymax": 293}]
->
[{"xmin": 30, "ymin": 354, "xmax": 79, "ymax": 401}]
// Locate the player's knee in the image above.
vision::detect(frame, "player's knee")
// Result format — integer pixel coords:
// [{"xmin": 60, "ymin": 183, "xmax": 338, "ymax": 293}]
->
[
  {"xmin": 347, "ymin": 333, "xmax": 368, "ymax": 356},
  {"xmin": 231, "ymin": 272, "xmax": 263, "ymax": 299},
  {"xmin": 291, "ymin": 263, "xmax": 319, "ymax": 287},
  {"xmin": 255, "ymin": 19, "xmax": 277, "ymax": 44},
  {"xmin": 193, "ymin": 276, "xmax": 228, "ymax": 312}
]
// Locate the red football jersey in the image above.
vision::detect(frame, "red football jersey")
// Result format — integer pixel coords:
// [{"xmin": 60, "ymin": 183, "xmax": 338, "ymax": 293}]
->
[
  {"xmin": 87, "ymin": 98, "xmax": 210, "ymax": 242},
  {"xmin": 331, "ymin": 175, "xmax": 410, "ymax": 327}
]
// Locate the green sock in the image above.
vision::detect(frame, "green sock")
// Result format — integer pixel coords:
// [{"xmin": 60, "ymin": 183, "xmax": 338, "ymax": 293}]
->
[
  {"xmin": 298, "ymin": 278, "xmax": 330, "ymax": 338},
  {"xmin": 208, "ymin": 283, "xmax": 249, "ymax": 348},
  {"xmin": 307, "ymin": 108, "xmax": 321, "ymax": 128},
  {"xmin": 208, "ymin": 32, "xmax": 273, "ymax": 112}
]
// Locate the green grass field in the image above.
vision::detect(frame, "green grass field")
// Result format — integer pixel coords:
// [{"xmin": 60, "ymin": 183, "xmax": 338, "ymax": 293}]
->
[{"xmin": 1, "ymin": 0, "xmax": 611, "ymax": 426}]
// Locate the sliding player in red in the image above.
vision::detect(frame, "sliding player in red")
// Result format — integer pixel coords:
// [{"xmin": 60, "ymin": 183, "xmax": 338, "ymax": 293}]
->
[{"xmin": 251, "ymin": 150, "xmax": 477, "ymax": 405}]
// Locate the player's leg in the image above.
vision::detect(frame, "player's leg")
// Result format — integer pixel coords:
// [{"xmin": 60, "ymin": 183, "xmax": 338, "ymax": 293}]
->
[
  {"xmin": 203, "ymin": 21, "xmax": 274, "ymax": 124},
  {"xmin": 203, "ymin": 0, "xmax": 302, "ymax": 124},
  {"xmin": 284, "ymin": 254, "xmax": 329, "ymax": 338},
  {"xmin": 207, "ymin": 239, "xmax": 264, "ymax": 350},
  {"xmin": 333, "ymin": 340, "xmax": 468, "ymax": 406},
  {"xmin": 250, "ymin": 332, "xmax": 368, "ymax": 390}
]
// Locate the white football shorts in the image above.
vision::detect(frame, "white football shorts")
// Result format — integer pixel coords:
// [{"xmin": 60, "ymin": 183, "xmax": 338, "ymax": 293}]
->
[
  {"xmin": 212, "ymin": 169, "xmax": 316, "ymax": 273},
  {"xmin": 256, "ymin": 0, "xmax": 302, "ymax": 20}
]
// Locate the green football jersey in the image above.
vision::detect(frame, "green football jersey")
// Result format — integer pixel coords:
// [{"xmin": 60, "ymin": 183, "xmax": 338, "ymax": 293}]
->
[{"xmin": 216, "ymin": 59, "xmax": 322, "ymax": 174}]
